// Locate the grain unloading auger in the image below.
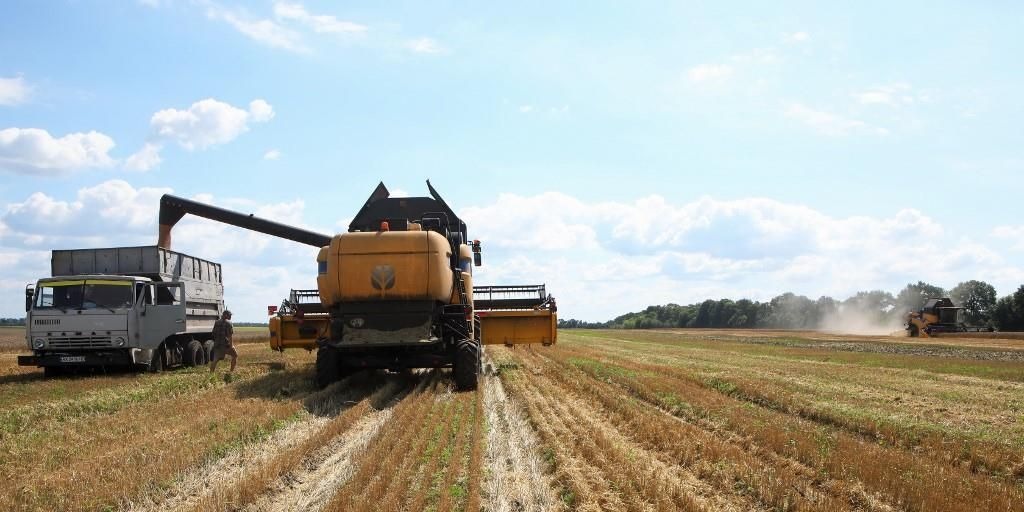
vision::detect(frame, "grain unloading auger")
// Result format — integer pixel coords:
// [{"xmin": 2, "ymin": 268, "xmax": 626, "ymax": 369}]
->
[{"xmin": 157, "ymin": 181, "xmax": 556, "ymax": 390}]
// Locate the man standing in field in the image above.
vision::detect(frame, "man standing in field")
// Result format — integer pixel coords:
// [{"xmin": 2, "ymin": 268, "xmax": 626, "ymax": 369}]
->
[{"xmin": 209, "ymin": 310, "xmax": 237, "ymax": 377}]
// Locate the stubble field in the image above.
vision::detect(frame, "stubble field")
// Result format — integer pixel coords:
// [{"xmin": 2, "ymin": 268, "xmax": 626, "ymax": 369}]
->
[{"xmin": 1, "ymin": 327, "xmax": 1022, "ymax": 511}]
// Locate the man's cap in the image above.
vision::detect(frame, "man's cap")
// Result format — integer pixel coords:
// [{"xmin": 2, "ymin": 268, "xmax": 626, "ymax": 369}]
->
[{"xmin": 223, "ymin": 310, "xmax": 232, "ymax": 317}]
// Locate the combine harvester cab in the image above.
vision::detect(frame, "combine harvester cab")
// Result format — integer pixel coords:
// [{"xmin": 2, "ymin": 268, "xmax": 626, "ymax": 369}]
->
[{"xmin": 474, "ymin": 285, "xmax": 557, "ymax": 346}]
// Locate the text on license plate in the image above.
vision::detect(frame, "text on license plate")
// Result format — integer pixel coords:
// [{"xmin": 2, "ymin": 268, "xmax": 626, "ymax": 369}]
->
[{"xmin": 59, "ymin": 356, "xmax": 86, "ymax": 363}]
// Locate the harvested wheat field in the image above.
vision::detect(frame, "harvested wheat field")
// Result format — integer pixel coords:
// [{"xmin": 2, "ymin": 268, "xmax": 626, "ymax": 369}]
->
[{"xmin": 2, "ymin": 329, "xmax": 1023, "ymax": 511}]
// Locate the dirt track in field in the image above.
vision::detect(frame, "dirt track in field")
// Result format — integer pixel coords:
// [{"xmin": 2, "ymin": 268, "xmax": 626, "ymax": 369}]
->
[{"xmin": 2, "ymin": 330, "xmax": 1023, "ymax": 511}]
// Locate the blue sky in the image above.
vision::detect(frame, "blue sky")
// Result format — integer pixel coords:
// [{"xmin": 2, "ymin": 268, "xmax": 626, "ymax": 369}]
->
[{"xmin": 1, "ymin": 1, "xmax": 1023, "ymax": 321}]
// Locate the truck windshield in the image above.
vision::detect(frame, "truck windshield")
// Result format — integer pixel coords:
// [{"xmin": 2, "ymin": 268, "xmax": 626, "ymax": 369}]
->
[{"xmin": 34, "ymin": 280, "xmax": 133, "ymax": 311}]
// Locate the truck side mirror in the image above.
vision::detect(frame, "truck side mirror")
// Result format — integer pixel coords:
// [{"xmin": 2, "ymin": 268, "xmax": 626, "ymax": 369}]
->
[{"xmin": 25, "ymin": 286, "xmax": 33, "ymax": 312}]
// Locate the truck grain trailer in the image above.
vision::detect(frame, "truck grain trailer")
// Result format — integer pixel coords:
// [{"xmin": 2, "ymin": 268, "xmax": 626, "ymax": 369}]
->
[
  {"xmin": 156, "ymin": 181, "xmax": 556, "ymax": 390},
  {"xmin": 19, "ymin": 246, "xmax": 224, "ymax": 376}
]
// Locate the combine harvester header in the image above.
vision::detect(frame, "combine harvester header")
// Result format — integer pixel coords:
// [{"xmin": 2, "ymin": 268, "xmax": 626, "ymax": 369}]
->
[
  {"xmin": 474, "ymin": 285, "xmax": 557, "ymax": 346},
  {"xmin": 268, "ymin": 284, "xmax": 558, "ymax": 349}
]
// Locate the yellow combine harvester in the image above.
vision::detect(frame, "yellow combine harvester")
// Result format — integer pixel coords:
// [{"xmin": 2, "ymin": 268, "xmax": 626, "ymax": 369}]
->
[
  {"xmin": 905, "ymin": 297, "xmax": 965, "ymax": 337},
  {"xmin": 158, "ymin": 181, "xmax": 556, "ymax": 390}
]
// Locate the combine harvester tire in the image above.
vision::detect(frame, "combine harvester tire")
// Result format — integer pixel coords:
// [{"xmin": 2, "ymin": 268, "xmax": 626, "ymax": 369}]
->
[
  {"xmin": 315, "ymin": 346, "xmax": 341, "ymax": 389},
  {"xmin": 453, "ymin": 339, "xmax": 481, "ymax": 391}
]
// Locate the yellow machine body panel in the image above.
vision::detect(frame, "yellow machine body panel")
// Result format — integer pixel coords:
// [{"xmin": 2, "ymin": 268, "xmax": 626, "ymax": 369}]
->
[
  {"xmin": 269, "ymin": 314, "xmax": 329, "ymax": 351},
  {"xmin": 318, "ymin": 231, "xmax": 454, "ymax": 306},
  {"xmin": 478, "ymin": 309, "xmax": 557, "ymax": 346}
]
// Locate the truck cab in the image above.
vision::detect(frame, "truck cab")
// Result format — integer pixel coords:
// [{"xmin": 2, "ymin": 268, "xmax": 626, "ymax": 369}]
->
[{"xmin": 23, "ymin": 276, "xmax": 185, "ymax": 371}]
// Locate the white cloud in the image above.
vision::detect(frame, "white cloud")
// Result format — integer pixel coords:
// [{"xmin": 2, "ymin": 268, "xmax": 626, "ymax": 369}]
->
[
  {"xmin": 206, "ymin": 5, "xmax": 310, "ymax": 53},
  {"xmin": 785, "ymin": 31, "xmax": 810, "ymax": 43},
  {"xmin": 514, "ymin": 104, "xmax": 569, "ymax": 116},
  {"xmin": 461, "ymin": 191, "xmax": 1019, "ymax": 320},
  {"xmin": 0, "ymin": 181, "xmax": 329, "ymax": 320},
  {"xmin": 273, "ymin": 2, "xmax": 367, "ymax": 34},
  {"xmin": 248, "ymin": 99, "xmax": 275, "ymax": 122},
  {"xmin": 0, "ymin": 76, "xmax": 32, "ymax": 106},
  {"xmin": 2, "ymin": 180, "xmax": 168, "ymax": 240},
  {"xmin": 9, "ymin": 98, "xmax": 275, "ymax": 174},
  {"xmin": 0, "ymin": 128, "xmax": 117, "ymax": 175},
  {"xmin": 405, "ymin": 37, "xmax": 445, "ymax": 54},
  {"xmin": 5, "ymin": 182, "xmax": 1019, "ymax": 321},
  {"xmin": 687, "ymin": 63, "xmax": 734, "ymax": 83},
  {"xmin": 731, "ymin": 47, "xmax": 779, "ymax": 65},
  {"xmin": 993, "ymin": 225, "xmax": 1024, "ymax": 251},
  {"xmin": 785, "ymin": 103, "xmax": 888, "ymax": 136},
  {"xmin": 993, "ymin": 226, "xmax": 1024, "ymax": 238},
  {"xmin": 263, "ymin": 149, "xmax": 281, "ymax": 160},
  {"xmin": 149, "ymin": 98, "xmax": 274, "ymax": 151},
  {"xmin": 854, "ymin": 83, "xmax": 918, "ymax": 106},
  {"xmin": 124, "ymin": 142, "xmax": 163, "ymax": 172}
]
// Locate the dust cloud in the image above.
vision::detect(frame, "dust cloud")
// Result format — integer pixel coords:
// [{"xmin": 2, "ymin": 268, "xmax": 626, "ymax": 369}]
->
[{"xmin": 818, "ymin": 308, "xmax": 906, "ymax": 336}]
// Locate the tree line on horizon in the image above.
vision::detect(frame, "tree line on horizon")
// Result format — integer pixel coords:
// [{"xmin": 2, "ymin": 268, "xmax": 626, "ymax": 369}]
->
[{"xmin": 559, "ymin": 281, "xmax": 1024, "ymax": 331}]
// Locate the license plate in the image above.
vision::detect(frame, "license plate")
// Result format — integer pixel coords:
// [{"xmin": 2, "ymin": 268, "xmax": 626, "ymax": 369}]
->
[{"xmin": 59, "ymin": 356, "xmax": 86, "ymax": 363}]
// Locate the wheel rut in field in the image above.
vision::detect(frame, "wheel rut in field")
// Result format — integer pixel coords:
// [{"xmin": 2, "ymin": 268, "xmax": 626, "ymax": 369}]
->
[
  {"xmin": 126, "ymin": 372, "xmax": 408, "ymax": 512},
  {"xmin": 244, "ymin": 405, "xmax": 395, "ymax": 512},
  {"xmin": 503, "ymin": 350, "xmax": 766, "ymax": 512},
  {"xmin": 480, "ymin": 368, "xmax": 557, "ymax": 512},
  {"xmin": 321, "ymin": 372, "xmax": 456, "ymax": 511},
  {"xmin": 243, "ymin": 373, "xmax": 423, "ymax": 512}
]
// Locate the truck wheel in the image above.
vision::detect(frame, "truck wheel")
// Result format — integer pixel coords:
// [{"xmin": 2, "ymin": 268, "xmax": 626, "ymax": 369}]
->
[
  {"xmin": 315, "ymin": 347, "xmax": 341, "ymax": 389},
  {"xmin": 203, "ymin": 340, "xmax": 215, "ymax": 363},
  {"xmin": 453, "ymin": 339, "xmax": 480, "ymax": 391},
  {"xmin": 908, "ymin": 324, "xmax": 919, "ymax": 337},
  {"xmin": 187, "ymin": 339, "xmax": 204, "ymax": 367},
  {"xmin": 149, "ymin": 345, "xmax": 165, "ymax": 373}
]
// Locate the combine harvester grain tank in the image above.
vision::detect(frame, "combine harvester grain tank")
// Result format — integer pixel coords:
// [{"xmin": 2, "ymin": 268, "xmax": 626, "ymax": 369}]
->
[{"xmin": 157, "ymin": 181, "xmax": 556, "ymax": 390}]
